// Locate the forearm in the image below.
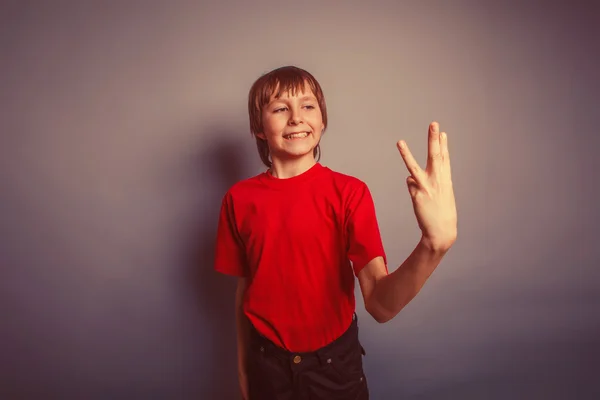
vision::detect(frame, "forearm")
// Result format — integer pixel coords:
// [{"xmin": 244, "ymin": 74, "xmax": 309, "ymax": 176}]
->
[
  {"xmin": 235, "ymin": 279, "xmax": 250, "ymax": 377},
  {"xmin": 368, "ymin": 237, "xmax": 447, "ymax": 323}
]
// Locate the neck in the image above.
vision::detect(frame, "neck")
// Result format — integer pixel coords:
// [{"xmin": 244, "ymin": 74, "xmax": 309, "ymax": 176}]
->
[{"xmin": 269, "ymin": 155, "xmax": 317, "ymax": 179}]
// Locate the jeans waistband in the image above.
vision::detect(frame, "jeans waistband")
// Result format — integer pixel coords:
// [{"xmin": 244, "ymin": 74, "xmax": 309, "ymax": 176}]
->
[{"xmin": 248, "ymin": 313, "xmax": 361, "ymax": 364}]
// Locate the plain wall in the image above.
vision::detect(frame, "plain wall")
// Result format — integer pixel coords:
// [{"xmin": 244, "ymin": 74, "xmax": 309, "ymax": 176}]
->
[{"xmin": 1, "ymin": 1, "xmax": 599, "ymax": 399}]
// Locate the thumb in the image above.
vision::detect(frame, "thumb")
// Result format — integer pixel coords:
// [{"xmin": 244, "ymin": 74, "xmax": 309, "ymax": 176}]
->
[{"xmin": 406, "ymin": 176, "xmax": 419, "ymax": 198}]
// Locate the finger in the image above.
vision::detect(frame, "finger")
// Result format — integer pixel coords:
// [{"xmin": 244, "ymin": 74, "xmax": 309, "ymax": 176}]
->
[
  {"xmin": 440, "ymin": 131, "xmax": 452, "ymax": 181},
  {"xmin": 397, "ymin": 140, "xmax": 425, "ymax": 182},
  {"xmin": 426, "ymin": 121, "xmax": 442, "ymax": 173}
]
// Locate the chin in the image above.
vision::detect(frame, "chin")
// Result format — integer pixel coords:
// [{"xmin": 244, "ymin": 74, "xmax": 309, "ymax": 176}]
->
[
  {"xmin": 287, "ymin": 145, "xmax": 317, "ymax": 157},
  {"xmin": 276, "ymin": 146, "xmax": 317, "ymax": 160},
  {"xmin": 281, "ymin": 141, "xmax": 315, "ymax": 153}
]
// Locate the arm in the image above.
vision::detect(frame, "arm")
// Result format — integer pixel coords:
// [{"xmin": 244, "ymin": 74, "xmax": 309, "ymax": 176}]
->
[
  {"xmin": 235, "ymin": 277, "xmax": 250, "ymax": 400},
  {"xmin": 358, "ymin": 239, "xmax": 447, "ymax": 323},
  {"xmin": 358, "ymin": 122, "xmax": 457, "ymax": 323},
  {"xmin": 214, "ymin": 193, "xmax": 252, "ymax": 398}
]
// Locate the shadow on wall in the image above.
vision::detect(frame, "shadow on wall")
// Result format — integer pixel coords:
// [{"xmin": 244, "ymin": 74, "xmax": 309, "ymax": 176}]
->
[{"xmin": 182, "ymin": 129, "xmax": 257, "ymax": 399}]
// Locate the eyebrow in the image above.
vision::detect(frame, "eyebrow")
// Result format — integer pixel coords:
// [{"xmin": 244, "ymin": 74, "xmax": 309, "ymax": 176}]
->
[{"xmin": 269, "ymin": 95, "xmax": 317, "ymax": 106}]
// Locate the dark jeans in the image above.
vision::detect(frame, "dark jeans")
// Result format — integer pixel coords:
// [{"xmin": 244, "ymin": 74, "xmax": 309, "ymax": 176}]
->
[{"xmin": 247, "ymin": 314, "xmax": 369, "ymax": 400}]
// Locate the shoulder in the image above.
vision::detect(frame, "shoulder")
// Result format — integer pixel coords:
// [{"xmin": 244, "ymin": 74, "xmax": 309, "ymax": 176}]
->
[
  {"xmin": 322, "ymin": 166, "xmax": 370, "ymax": 194},
  {"xmin": 222, "ymin": 172, "xmax": 267, "ymax": 201},
  {"xmin": 320, "ymin": 167, "xmax": 378, "ymax": 216}
]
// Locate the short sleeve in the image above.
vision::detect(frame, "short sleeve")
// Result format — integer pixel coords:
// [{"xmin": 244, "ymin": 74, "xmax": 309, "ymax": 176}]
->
[
  {"xmin": 345, "ymin": 181, "xmax": 387, "ymax": 275},
  {"xmin": 214, "ymin": 192, "xmax": 248, "ymax": 277}
]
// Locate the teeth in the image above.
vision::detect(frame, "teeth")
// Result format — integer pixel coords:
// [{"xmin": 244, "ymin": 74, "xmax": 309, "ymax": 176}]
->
[{"xmin": 286, "ymin": 132, "xmax": 308, "ymax": 139}]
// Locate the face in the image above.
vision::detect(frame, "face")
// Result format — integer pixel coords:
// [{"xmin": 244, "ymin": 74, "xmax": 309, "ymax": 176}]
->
[{"xmin": 257, "ymin": 83, "xmax": 324, "ymax": 164}]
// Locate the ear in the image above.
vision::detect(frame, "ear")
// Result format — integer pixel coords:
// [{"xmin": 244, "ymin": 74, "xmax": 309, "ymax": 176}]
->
[{"xmin": 256, "ymin": 132, "xmax": 267, "ymax": 140}]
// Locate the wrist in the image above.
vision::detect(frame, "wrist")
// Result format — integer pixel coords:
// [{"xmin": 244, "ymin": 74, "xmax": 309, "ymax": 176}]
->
[{"xmin": 418, "ymin": 235, "xmax": 450, "ymax": 256}]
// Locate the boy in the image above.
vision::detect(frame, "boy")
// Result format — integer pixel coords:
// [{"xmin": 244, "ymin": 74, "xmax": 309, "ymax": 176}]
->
[{"xmin": 214, "ymin": 66, "xmax": 457, "ymax": 400}]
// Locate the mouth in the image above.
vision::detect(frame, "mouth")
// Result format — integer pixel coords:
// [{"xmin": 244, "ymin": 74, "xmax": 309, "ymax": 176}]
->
[{"xmin": 283, "ymin": 131, "xmax": 310, "ymax": 140}]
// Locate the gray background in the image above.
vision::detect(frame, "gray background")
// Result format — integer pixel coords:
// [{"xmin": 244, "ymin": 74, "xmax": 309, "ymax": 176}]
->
[{"xmin": 1, "ymin": 1, "xmax": 599, "ymax": 399}]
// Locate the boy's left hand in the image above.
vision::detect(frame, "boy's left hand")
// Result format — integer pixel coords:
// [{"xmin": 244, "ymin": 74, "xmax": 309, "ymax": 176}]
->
[{"xmin": 397, "ymin": 121, "xmax": 457, "ymax": 253}]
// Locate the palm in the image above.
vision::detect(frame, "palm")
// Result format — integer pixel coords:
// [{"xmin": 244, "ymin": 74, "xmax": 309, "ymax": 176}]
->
[{"xmin": 397, "ymin": 122, "xmax": 457, "ymax": 252}]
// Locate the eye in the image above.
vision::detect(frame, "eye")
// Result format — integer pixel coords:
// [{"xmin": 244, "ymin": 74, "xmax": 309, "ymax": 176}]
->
[{"xmin": 274, "ymin": 107, "xmax": 287, "ymax": 113}]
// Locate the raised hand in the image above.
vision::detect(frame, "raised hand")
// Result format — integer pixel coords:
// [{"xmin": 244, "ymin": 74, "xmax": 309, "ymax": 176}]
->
[{"xmin": 397, "ymin": 122, "xmax": 457, "ymax": 253}]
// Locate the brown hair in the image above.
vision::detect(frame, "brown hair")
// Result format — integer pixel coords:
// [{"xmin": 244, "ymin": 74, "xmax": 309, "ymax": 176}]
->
[{"xmin": 248, "ymin": 66, "xmax": 328, "ymax": 168}]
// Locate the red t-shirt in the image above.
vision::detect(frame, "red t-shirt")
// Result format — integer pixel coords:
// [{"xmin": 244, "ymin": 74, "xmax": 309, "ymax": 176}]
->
[{"xmin": 214, "ymin": 163, "xmax": 387, "ymax": 352}]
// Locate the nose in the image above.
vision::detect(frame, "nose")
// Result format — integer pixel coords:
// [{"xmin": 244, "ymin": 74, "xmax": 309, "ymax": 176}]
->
[{"xmin": 288, "ymin": 108, "xmax": 302, "ymax": 125}]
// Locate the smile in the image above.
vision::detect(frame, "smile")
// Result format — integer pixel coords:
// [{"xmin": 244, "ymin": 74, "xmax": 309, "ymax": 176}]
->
[{"xmin": 284, "ymin": 132, "xmax": 309, "ymax": 140}]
